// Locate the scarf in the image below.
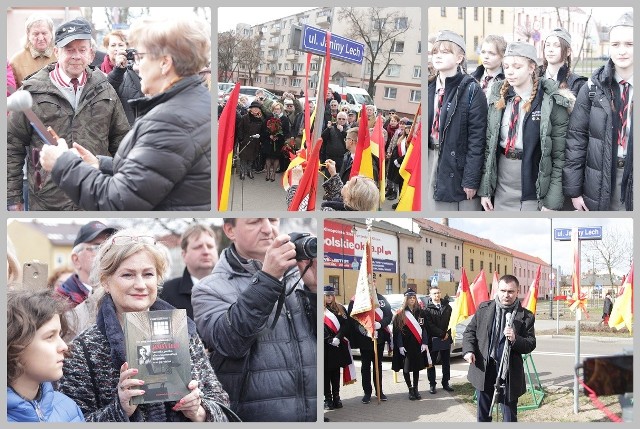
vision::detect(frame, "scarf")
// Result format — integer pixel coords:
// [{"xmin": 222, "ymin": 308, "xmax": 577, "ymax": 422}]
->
[
  {"xmin": 100, "ymin": 55, "xmax": 115, "ymax": 74},
  {"xmin": 29, "ymin": 45, "xmax": 54, "ymax": 59},
  {"xmin": 96, "ymin": 294, "xmax": 197, "ymax": 422},
  {"xmin": 55, "ymin": 273, "xmax": 90, "ymax": 305},
  {"xmin": 488, "ymin": 295, "xmax": 518, "ymax": 362}
]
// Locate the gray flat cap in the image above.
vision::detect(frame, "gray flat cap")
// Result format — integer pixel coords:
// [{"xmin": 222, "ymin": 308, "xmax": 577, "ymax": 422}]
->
[
  {"xmin": 505, "ymin": 42, "xmax": 540, "ymax": 66},
  {"xmin": 435, "ymin": 30, "xmax": 465, "ymax": 53},
  {"xmin": 546, "ymin": 28, "xmax": 571, "ymax": 45}
]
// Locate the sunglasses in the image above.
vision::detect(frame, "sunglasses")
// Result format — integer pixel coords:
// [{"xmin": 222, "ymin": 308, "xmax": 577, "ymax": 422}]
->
[{"xmin": 30, "ymin": 147, "xmax": 48, "ymax": 190}]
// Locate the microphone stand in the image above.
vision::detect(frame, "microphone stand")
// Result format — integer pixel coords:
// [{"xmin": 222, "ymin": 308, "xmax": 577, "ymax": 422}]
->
[{"xmin": 489, "ymin": 314, "xmax": 513, "ymax": 422}]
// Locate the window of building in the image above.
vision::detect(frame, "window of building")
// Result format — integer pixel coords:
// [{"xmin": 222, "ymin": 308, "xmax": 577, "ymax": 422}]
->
[
  {"xmin": 474, "ymin": 7, "xmax": 478, "ymax": 20},
  {"xmin": 395, "ymin": 17, "xmax": 408, "ymax": 29},
  {"xmin": 387, "ymin": 64, "xmax": 401, "ymax": 77},
  {"xmin": 471, "ymin": 259, "xmax": 474, "ymax": 271},
  {"xmin": 489, "ymin": 262, "xmax": 493, "ymax": 273},
  {"xmin": 410, "ymin": 90, "xmax": 421, "ymax": 102},
  {"xmin": 386, "ymin": 278, "xmax": 393, "ymax": 294},
  {"xmin": 373, "ymin": 18, "xmax": 386, "ymax": 30},
  {"xmin": 408, "ymin": 247, "xmax": 414, "ymax": 263},
  {"xmin": 500, "ymin": 10, "xmax": 505, "ymax": 24},
  {"xmin": 384, "ymin": 87, "xmax": 397, "ymax": 99},
  {"xmin": 458, "ymin": 8, "xmax": 464, "ymax": 19},
  {"xmin": 442, "ymin": 253, "xmax": 446, "ymax": 268},
  {"xmin": 455, "ymin": 256, "xmax": 459, "ymax": 270},
  {"xmin": 417, "ymin": 41, "xmax": 421, "ymax": 54},
  {"xmin": 504, "ymin": 265, "xmax": 507, "ymax": 274},
  {"xmin": 488, "ymin": 8, "xmax": 492, "ymax": 22},
  {"xmin": 413, "ymin": 66, "xmax": 421, "ymax": 78},
  {"xmin": 474, "ymin": 36, "xmax": 479, "ymax": 52},
  {"xmin": 291, "ymin": 78, "xmax": 301, "ymax": 87},
  {"xmin": 480, "ymin": 260, "xmax": 484, "ymax": 270},
  {"xmin": 329, "ymin": 275, "xmax": 340, "ymax": 295},
  {"xmin": 426, "ymin": 250, "xmax": 432, "ymax": 266},
  {"xmin": 440, "ymin": 7, "xmax": 446, "ymax": 17},
  {"xmin": 310, "ymin": 63, "xmax": 320, "ymax": 71},
  {"xmin": 391, "ymin": 41, "xmax": 404, "ymax": 53}
]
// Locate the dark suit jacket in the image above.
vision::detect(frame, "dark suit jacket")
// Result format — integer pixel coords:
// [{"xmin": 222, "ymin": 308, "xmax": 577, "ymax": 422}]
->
[
  {"xmin": 160, "ymin": 267, "xmax": 195, "ymax": 320},
  {"xmin": 339, "ymin": 152, "xmax": 380, "ymax": 184}
]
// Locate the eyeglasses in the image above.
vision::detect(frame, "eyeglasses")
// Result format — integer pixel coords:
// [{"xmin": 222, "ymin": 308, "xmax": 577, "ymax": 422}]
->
[
  {"xmin": 132, "ymin": 52, "xmax": 148, "ymax": 64},
  {"xmin": 285, "ymin": 103, "xmax": 294, "ymax": 107},
  {"xmin": 80, "ymin": 244, "xmax": 101, "ymax": 253},
  {"xmin": 111, "ymin": 236, "xmax": 157, "ymax": 246}
]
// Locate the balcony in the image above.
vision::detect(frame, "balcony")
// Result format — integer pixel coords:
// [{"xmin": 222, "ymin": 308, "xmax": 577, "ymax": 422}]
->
[
  {"xmin": 268, "ymin": 40, "xmax": 279, "ymax": 49},
  {"xmin": 267, "ymin": 55, "xmax": 278, "ymax": 63},
  {"xmin": 286, "ymin": 52, "xmax": 299, "ymax": 61},
  {"xmin": 270, "ymin": 25, "xmax": 281, "ymax": 35},
  {"xmin": 316, "ymin": 15, "xmax": 331, "ymax": 28}
]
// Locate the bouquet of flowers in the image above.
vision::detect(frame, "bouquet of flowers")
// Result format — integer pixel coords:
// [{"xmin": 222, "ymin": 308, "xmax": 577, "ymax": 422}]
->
[
  {"xmin": 282, "ymin": 137, "xmax": 298, "ymax": 160},
  {"xmin": 266, "ymin": 117, "xmax": 283, "ymax": 137}
]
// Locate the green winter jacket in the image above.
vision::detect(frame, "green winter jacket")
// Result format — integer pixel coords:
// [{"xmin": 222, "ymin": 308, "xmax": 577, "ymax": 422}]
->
[{"xmin": 479, "ymin": 79, "xmax": 573, "ymax": 210}]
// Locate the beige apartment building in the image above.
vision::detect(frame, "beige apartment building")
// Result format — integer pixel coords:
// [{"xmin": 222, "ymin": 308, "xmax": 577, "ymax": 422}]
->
[
  {"xmin": 228, "ymin": 7, "xmax": 421, "ymax": 117},
  {"xmin": 501, "ymin": 246, "xmax": 553, "ymax": 299}
]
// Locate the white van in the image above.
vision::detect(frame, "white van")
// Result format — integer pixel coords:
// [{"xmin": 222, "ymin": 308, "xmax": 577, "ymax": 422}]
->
[{"xmin": 328, "ymin": 84, "xmax": 376, "ymax": 113}]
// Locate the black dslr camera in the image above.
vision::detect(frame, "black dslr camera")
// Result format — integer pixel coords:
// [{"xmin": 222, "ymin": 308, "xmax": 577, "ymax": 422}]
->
[
  {"xmin": 125, "ymin": 48, "xmax": 137, "ymax": 67},
  {"xmin": 288, "ymin": 232, "xmax": 317, "ymax": 260}
]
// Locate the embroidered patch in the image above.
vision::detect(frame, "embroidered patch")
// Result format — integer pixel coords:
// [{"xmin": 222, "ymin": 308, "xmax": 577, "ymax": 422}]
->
[{"xmin": 531, "ymin": 111, "xmax": 541, "ymax": 121}]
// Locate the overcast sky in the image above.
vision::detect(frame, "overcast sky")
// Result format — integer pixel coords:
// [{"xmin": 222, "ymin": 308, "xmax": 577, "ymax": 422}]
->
[
  {"xmin": 218, "ymin": 7, "xmax": 317, "ymax": 32},
  {"xmin": 381, "ymin": 218, "xmax": 633, "ymax": 276}
]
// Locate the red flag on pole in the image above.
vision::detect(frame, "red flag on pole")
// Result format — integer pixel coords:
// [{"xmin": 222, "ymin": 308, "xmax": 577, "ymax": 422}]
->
[
  {"xmin": 609, "ymin": 263, "xmax": 633, "ymax": 332},
  {"xmin": 217, "ymin": 82, "xmax": 240, "ymax": 211},
  {"xmin": 396, "ymin": 121, "xmax": 422, "ymax": 211},
  {"xmin": 448, "ymin": 267, "xmax": 476, "ymax": 341},
  {"xmin": 490, "ymin": 271, "xmax": 499, "ymax": 299},
  {"xmin": 288, "ymin": 138, "xmax": 322, "ymax": 211},
  {"xmin": 350, "ymin": 239, "xmax": 376, "ymax": 337},
  {"xmin": 350, "ymin": 102, "xmax": 374, "ymax": 179},
  {"xmin": 470, "ymin": 269, "xmax": 490, "ymax": 308},
  {"xmin": 370, "ymin": 114, "xmax": 386, "ymax": 203},
  {"xmin": 567, "ymin": 228, "xmax": 588, "ymax": 316}
]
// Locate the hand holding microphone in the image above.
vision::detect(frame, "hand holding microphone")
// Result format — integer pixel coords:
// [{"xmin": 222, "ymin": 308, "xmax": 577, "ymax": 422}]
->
[{"xmin": 503, "ymin": 313, "xmax": 515, "ymax": 342}]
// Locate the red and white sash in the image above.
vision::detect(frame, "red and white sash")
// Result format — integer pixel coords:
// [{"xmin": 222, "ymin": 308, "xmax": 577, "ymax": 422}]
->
[
  {"xmin": 375, "ymin": 308, "xmax": 391, "ymax": 335},
  {"xmin": 404, "ymin": 310, "xmax": 432, "ymax": 366},
  {"xmin": 324, "ymin": 309, "xmax": 357, "ymax": 385}
]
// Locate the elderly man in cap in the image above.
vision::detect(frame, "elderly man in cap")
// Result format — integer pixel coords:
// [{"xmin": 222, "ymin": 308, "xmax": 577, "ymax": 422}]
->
[
  {"xmin": 57, "ymin": 220, "xmax": 117, "ymax": 340},
  {"xmin": 7, "ymin": 18, "xmax": 130, "ymax": 211},
  {"xmin": 9, "ymin": 13, "xmax": 57, "ymax": 89},
  {"xmin": 346, "ymin": 109, "xmax": 359, "ymax": 130}
]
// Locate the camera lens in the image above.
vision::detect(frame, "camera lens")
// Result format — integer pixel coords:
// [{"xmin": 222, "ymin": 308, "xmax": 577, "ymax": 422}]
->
[
  {"xmin": 300, "ymin": 236, "xmax": 317, "ymax": 259},
  {"xmin": 288, "ymin": 232, "xmax": 317, "ymax": 260}
]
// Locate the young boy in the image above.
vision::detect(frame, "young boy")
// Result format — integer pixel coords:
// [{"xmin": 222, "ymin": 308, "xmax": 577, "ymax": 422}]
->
[
  {"xmin": 564, "ymin": 12, "xmax": 634, "ymax": 211},
  {"xmin": 427, "ymin": 30, "xmax": 488, "ymax": 210}
]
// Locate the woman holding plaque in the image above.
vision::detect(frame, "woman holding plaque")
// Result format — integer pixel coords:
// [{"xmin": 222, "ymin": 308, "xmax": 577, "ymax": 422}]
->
[
  {"xmin": 58, "ymin": 229, "xmax": 231, "ymax": 422},
  {"xmin": 391, "ymin": 289, "xmax": 431, "ymax": 401}
]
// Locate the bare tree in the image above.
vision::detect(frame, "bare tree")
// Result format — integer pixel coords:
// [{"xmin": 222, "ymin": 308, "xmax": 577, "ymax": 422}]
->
[
  {"xmin": 338, "ymin": 7, "xmax": 411, "ymax": 95},
  {"xmin": 218, "ymin": 31, "xmax": 239, "ymax": 82},
  {"xmin": 102, "ymin": 7, "xmax": 151, "ymax": 31},
  {"xmin": 236, "ymin": 35, "xmax": 263, "ymax": 86},
  {"xmin": 584, "ymin": 225, "xmax": 633, "ymax": 286}
]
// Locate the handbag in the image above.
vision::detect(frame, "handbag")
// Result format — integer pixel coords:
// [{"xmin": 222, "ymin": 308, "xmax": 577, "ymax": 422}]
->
[{"xmin": 431, "ymin": 336, "xmax": 452, "ymax": 352}]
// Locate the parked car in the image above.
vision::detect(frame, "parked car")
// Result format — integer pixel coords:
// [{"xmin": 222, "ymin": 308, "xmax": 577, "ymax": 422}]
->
[
  {"xmin": 217, "ymin": 82, "xmax": 235, "ymax": 102},
  {"xmin": 297, "ymin": 96, "xmax": 317, "ymax": 113},
  {"xmin": 222, "ymin": 86, "xmax": 278, "ymax": 105}
]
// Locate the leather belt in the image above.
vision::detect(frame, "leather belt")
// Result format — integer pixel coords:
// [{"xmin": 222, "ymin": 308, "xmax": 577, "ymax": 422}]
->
[{"xmin": 502, "ymin": 149, "xmax": 524, "ymax": 160}]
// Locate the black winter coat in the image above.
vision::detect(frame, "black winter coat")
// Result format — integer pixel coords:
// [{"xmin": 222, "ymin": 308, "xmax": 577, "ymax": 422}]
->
[
  {"xmin": 428, "ymin": 73, "xmax": 488, "ymax": 202},
  {"xmin": 347, "ymin": 293, "xmax": 392, "ymax": 350},
  {"xmin": 563, "ymin": 60, "xmax": 633, "ymax": 210},
  {"xmin": 320, "ymin": 125, "xmax": 347, "ymax": 163},
  {"xmin": 339, "ymin": 152, "xmax": 380, "ymax": 184},
  {"xmin": 391, "ymin": 306, "xmax": 429, "ymax": 372},
  {"xmin": 462, "ymin": 300, "xmax": 536, "ymax": 402},
  {"xmin": 324, "ymin": 305, "xmax": 352, "ymax": 371},
  {"xmin": 51, "ymin": 75, "xmax": 211, "ymax": 210},
  {"xmin": 159, "ymin": 268, "xmax": 196, "ymax": 320},
  {"xmin": 107, "ymin": 66, "xmax": 143, "ymax": 125},
  {"xmin": 423, "ymin": 299, "xmax": 453, "ymax": 347}
]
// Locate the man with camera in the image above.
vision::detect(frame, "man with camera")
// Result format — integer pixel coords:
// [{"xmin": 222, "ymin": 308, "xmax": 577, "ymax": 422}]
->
[
  {"xmin": 462, "ymin": 275, "xmax": 536, "ymax": 422},
  {"xmin": 192, "ymin": 218, "xmax": 317, "ymax": 422},
  {"xmin": 106, "ymin": 46, "xmax": 144, "ymax": 125}
]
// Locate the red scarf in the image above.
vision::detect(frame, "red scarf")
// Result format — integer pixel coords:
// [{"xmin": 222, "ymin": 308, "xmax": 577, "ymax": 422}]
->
[{"xmin": 100, "ymin": 55, "xmax": 115, "ymax": 74}]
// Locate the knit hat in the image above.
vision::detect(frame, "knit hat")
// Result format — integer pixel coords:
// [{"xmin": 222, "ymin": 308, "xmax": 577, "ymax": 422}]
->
[
  {"xmin": 611, "ymin": 11, "xmax": 633, "ymax": 31},
  {"xmin": 435, "ymin": 30, "xmax": 466, "ymax": 53},
  {"xmin": 248, "ymin": 100, "xmax": 262, "ymax": 109},
  {"xmin": 505, "ymin": 42, "xmax": 540, "ymax": 66},
  {"xmin": 324, "ymin": 285, "xmax": 336, "ymax": 295},
  {"xmin": 546, "ymin": 28, "xmax": 571, "ymax": 45}
]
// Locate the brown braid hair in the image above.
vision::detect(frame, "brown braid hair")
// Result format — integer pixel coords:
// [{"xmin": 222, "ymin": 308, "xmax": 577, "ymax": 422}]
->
[
  {"xmin": 325, "ymin": 297, "xmax": 346, "ymax": 317},
  {"xmin": 392, "ymin": 296, "xmax": 420, "ymax": 330},
  {"xmin": 495, "ymin": 59, "xmax": 539, "ymax": 113},
  {"xmin": 541, "ymin": 36, "xmax": 572, "ymax": 89}
]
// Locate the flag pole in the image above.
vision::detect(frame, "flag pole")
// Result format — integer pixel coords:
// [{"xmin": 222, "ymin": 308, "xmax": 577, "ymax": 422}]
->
[{"xmin": 366, "ymin": 218, "xmax": 381, "ymax": 404}]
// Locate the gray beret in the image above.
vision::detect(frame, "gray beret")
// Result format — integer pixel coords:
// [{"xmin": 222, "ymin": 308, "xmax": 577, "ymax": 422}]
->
[
  {"xmin": 504, "ymin": 42, "xmax": 540, "ymax": 66},
  {"xmin": 546, "ymin": 28, "xmax": 571, "ymax": 45},
  {"xmin": 435, "ymin": 30, "xmax": 465, "ymax": 53},
  {"xmin": 611, "ymin": 11, "xmax": 633, "ymax": 31}
]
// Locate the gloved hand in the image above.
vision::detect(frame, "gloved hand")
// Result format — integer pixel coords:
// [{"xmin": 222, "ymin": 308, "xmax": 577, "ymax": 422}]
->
[
  {"xmin": 374, "ymin": 322, "xmax": 381, "ymax": 330},
  {"xmin": 399, "ymin": 347, "xmax": 406, "ymax": 356},
  {"xmin": 250, "ymin": 134, "xmax": 260, "ymax": 139},
  {"xmin": 421, "ymin": 344, "xmax": 428, "ymax": 353},
  {"xmin": 331, "ymin": 337, "xmax": 340, "ymax": 347}
]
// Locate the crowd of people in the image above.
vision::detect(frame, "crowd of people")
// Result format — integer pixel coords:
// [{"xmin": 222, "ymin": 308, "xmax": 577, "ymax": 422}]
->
[
  {"xmin": 428, "ymin": 12, "xmax": 634, "ymax": 211},
  {"xmin": 7, "ymin": 12, "xmax": 212, "ymax": 211},
  {"xmin": 7, "ymin": 218, "xmax": 318, "ymax": 422}
]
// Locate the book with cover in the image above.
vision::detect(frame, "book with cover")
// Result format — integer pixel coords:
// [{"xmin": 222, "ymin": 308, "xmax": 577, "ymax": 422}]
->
[{"xmin": 123, "ymin": 309, "xmax": 191, "ymax": 405}]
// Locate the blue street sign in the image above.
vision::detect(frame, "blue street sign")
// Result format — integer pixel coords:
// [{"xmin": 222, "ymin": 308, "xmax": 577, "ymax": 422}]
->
[
  {"xmin": 553, "ymin": 226, "xmax": 603, "ymax": 241},
  {"xmin": 301, "ymin": 25, "xmax": 364, "ymax": 64}
]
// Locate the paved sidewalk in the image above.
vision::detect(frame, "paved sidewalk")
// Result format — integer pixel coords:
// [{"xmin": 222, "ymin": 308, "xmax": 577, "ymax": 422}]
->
[{"xmin": 324, "ymin": 360, "xmax": 476, "ymax": 422}]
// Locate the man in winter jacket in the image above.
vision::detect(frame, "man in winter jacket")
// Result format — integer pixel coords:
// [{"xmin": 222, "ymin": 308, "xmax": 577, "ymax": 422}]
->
[
  {"xmin": 564, "ymin": 12, "xmax": 634, "ymax": 211},
  {"xmin": 462, "ymin": 275, "xmax": 536, "ymax": 422},
  {"xmin": 424, "ymin": 286, "xmax": 454, "ymax": 394},
  {"xmin": 7, "ymin": 18, "xmax": 130, "ymax": 211},
  {"xmin": 192, "ymin": 218, "xmax": 317, "ymax": 422}
]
